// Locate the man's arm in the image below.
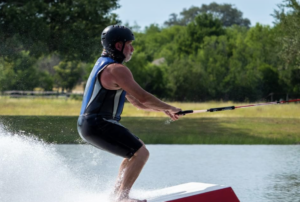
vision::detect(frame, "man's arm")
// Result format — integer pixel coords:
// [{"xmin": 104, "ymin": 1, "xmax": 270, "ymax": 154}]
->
[
  {"xmin": 106, "ymin": 64, "xmax": 181, "ymax": 120},
  {"xmin": 126, "ymin": 93, "xmax": 159, "ymax": 112},
  {"xmin": 110, "ymin": 64, "xmax": 177, "ymax": 111}
]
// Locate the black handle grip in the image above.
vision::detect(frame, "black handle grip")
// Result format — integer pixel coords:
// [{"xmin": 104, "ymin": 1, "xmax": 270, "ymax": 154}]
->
[
  {"xmin": 207, "ymin": 106, "xmax": 235, "ymax": 112},
  {"xmin": 175, "ymin": 110, "xmax": 194, "ymax": 115}
]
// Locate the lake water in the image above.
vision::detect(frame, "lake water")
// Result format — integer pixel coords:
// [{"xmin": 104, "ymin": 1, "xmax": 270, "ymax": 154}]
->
[{"xmin": 0, "ymin": 126, "xmax": 299, "ymax": 202}]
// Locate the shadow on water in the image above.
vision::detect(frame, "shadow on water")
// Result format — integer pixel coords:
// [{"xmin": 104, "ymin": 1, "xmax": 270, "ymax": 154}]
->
[
  {"xmin": 0, "ymin": 116, "xmax": 299, "ymax": 144},
  {"xmin": 0, "ymin": 116, "xmax": 82, "ymax": 144},
  {"xmin": 265, "ymin": 173, "xmax": 300, "ymax": 202},
  {"xmin": 122, "ymin": 117, "xmax": 300, "ymax": 144}
]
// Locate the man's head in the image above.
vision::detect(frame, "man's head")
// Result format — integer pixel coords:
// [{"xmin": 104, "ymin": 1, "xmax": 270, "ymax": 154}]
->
[
  {"xmin": 115, "ymin": 41, "xmax": 134, "ymax": 62},
  {"xmin": 101, "ymin": 25, "xmax": 135, "ymax": 63}
]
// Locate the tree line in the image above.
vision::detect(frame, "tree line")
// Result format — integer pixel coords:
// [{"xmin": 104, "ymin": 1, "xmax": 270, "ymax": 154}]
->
[{"xmin": 0, "ymin": 0, "xmax": 299, "ymax": 102}]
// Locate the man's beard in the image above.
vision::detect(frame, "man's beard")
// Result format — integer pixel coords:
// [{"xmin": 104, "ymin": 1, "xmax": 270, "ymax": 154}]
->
[{"xmin": 124, "ymin": 53, "xmax": 133, "ymax": 62}]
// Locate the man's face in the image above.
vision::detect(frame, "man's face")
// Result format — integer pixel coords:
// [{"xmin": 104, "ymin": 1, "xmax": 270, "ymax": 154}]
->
[
  {"xmin": 115, "ymin": 41, "xmax": 134, "ymax": 62},
  {"xmin": 123, "ymin": 41, "xmax": 134, "ymax": 62}
]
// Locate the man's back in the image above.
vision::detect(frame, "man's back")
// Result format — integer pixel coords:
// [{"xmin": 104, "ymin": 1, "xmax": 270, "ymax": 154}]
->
[{"xmin": 79, "ymin": 56, "xmax": 126, "ymax": 121}]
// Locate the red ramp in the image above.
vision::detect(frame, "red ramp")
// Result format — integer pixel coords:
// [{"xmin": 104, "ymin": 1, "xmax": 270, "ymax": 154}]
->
[{"xmin": 147, "ymin": 182, "xmax": 240, "ymax": 202}]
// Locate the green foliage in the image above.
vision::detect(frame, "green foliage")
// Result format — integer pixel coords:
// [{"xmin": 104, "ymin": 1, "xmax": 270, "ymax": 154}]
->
[
  {"xmin": 126, "ymin": 53, "xmax": 169, "ymax": 98},
  {"xmin": 195, "ymin": 35, "xmax": 230, "ymax": 99},
  {"xmin": 0, "ymin": 52, "xmax": 40, "ymax": 91},
  {"xmin": 0, "ymin": 58, "xmax": 15, "ymax": 91},
  {"xmin": 0, "ymin": 0, "xmax": 120, "ymax": 92},
  {"xmin": 1, "ymin": 1, "xmax": 298, "ymax": 101},
  {"xmin": 164, "ymin": 2, "xmax": 251, "ymax": 27},
  {"xmin": 290, "ymin": 69, "xmax": 300, "ymax": 93},
  {"xmin": 70, "ymin": 94, "xmax": 83, "ymax": 100},
  {"xmin": 155, "ymin": 26, "xmax": 186, "ymax": 62},
  {"xmin": 142, "ymin": 63, "xmax": 170, "ymax": 98},
  {"xmin": 54, "ymin": 61, "xmax": 83, "ymax": 92},
  {"xmin": 258, "ymin": 64, "xmax": 281, "ymax": 94},
  {"xmin": 273, "ymin": 0, "xmax": 300, "ymax": 94},
  {"xmin": 178, "ymin": 13, "xmax": 225, "ymax": 55},
  {"xmin": 0, "ymin": 0, "xmax": 120, "ymax": 61},
  {"xmin": 167, "ymin": 58, "xmax": 209, "ymax": 101},
  {"xmin": 38, "ymin": 71, "xmax": 54, "ymax": 91},
  {"xmin": 124, "ymin": 12, "xmax": 294, "ymax": 102},
  {"xmin": 126, "ymin": 52, "xmax": 149, "ymax": 85}
]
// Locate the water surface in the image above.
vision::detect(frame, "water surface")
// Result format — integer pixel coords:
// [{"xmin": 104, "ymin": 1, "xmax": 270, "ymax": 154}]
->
[
  {"xmin": 1, "ymin": 127, "xmax": 299, "ymax": 202},
  {"xmin": 55, "ymin": 144, "xmax": 300, "ymax": 202}
]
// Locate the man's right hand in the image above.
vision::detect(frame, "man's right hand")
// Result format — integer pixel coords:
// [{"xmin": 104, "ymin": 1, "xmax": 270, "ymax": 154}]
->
[{"xmin": 164, "ymin": 107, "xmax": 182, "ymax": 121}]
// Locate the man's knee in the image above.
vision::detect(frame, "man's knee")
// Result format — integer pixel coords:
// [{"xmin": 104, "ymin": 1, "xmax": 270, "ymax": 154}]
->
[{"xmin": 134, "ymin": 145, "xmax": 150, "ymax": 162}]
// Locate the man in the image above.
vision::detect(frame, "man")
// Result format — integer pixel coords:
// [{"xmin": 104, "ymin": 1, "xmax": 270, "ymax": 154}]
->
[{"xmin": 77, "ymin": 25, "xmax": 181, "ymax": 202}]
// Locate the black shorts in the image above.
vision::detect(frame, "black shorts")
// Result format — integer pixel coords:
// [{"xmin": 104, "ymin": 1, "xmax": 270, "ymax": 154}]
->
[{"xmin": 77, "ymin": 115, "xmax": 143, "ymax": 159}]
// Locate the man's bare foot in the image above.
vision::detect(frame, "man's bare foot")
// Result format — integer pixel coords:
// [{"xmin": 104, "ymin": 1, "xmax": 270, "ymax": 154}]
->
[
  {"xmin": 119, "ymin": 198, "xmax": 147, "ymax": 202},
  {"xmin": 113, "ymin": 188, "xmax": 147, "ymax": 202},
  {"xmin": 109, "ymin": 193, "xmax": 146, "ymax": 202}
]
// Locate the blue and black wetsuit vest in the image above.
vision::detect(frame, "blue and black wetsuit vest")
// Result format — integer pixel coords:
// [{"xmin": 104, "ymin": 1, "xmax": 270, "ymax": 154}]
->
[{"xmin": 79, "ymin": 56, "xmax": 126, "ymax": 122}]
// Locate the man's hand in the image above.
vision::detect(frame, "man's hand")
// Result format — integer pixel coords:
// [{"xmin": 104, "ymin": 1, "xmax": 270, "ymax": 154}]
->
[{"xmin": 164, "ymin": 107, "xmax": 182, "ymax": 121}]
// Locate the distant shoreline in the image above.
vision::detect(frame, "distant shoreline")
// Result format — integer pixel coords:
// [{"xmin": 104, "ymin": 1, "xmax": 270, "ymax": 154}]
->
[
  {"xmin": 0, "ymin": 97, "xmax": 299, "ymax": 118},
  {"xmin": 1, "ymin": 116, "xmax": 299, "ymax": 145}
]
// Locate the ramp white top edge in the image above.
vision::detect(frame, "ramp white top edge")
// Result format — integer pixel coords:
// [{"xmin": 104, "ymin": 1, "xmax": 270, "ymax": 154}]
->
[{"xmin": 147, "ymin": 182, "xmax": 229, "ymax": 202}]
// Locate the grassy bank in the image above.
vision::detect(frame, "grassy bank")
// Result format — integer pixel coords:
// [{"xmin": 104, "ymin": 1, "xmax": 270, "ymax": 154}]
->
[
  {"xmin": 0, "ymin": 97, "xmax": 300, "ymax": 118},
  {"xmin": 0, "ymin": 116, "xmax": 299, "ymax": 144},
  {"xmin": 0, "ymin": 97, "xmax": 299, "ymax": 144}
]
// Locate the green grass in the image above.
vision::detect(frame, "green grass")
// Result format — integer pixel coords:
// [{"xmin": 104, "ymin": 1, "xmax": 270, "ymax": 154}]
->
[
  {"xmin": 1, "ymin": 116, "xmax": 299, "ymax": 144},
  {"xmin": 0, "ymin": 97, "xmax": 299, "ymax": 144},
  {"xmin": 0, "ymin": 97, "xmax": 300, "ymax": 118},
  {"xmin": 0, "ymin": 97, "xmax": 82, "ymax": 116}
]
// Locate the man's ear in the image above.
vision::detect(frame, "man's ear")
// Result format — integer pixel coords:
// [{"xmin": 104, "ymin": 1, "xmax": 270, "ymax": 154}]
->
[{"xmin": 115, "ymin": 42, "xmax": 123, "ymax": 51}]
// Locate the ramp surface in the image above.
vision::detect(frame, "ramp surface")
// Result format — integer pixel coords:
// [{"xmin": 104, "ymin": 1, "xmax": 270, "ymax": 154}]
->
[{"xmin": 147, "ymin": 182, "xmax": 240, "ymax": 202}]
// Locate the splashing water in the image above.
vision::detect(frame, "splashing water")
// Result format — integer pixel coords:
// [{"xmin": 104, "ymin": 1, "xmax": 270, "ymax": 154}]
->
[
  {"xmin": 0, "ymin": 124, "xmax": 112, "ymax": 202},
  {"xmin": 164, "ymin": 118, "xmax": 174, "ymax": 125},
  {"xmin": 0, "ymin": 123, "xmax": 164, "ymax": 202}
]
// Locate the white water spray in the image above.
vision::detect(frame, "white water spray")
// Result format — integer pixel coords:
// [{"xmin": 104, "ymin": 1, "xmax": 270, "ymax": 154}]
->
[
  {"xmin": 0, "ymin": 123, "xmax": 165, "ymax": 202},
  {"xmin": 164, "ymin": 118, "xmax": 174, "ymax": 125},
  {"xmin": 0, "ymin": 124, "xmax": 111, "ymax": 202}
]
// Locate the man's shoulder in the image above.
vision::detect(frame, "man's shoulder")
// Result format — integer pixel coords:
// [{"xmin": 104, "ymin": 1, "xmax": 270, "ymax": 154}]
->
[
  {"xmin": 100, "ymin": 62, "xmax": 134, "ymax": 89},
  {"xmin": 107, "ymin": 62, "xmax": 124, "ymax": 67},
  {"xmin": 106, "ymin": 63, "xmax": 130, "ymax": 73}
]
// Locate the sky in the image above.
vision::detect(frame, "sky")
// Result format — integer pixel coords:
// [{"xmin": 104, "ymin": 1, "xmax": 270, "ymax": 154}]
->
[{"xmin": 114, "ymin": 0, "xmax": 284, "ymax": 30}]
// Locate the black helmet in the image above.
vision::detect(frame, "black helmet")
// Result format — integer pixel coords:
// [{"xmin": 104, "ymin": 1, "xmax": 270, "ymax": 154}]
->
[{"xmin": 101, "ymin": 25, "xmax": 135, "ymax": 63}]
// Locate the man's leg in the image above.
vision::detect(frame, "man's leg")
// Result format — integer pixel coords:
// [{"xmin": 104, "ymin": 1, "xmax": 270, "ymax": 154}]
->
[
  {"xmin": 115, "ymin": 145, "xmax": 150, "ymax": 202},
  {"xmin": 114, "ymin": 158, "xmax": 129, "ymax": 196}
]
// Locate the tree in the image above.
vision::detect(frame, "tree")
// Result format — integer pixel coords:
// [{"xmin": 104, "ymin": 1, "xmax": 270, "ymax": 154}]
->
[
  {"xmin": 131, "ymin": 24, "xmax": 185, "ymax": 63},
  {"xmin": 0, "ymin": 52, "xmax": 39, "ymax": 91},
  {"xmin": 273, "ymin": 0, "xmax": 300, "ymax": 95},
  {"xmin": 155, "ymin": 25, "xmax": 186, "ymax": 63},
  {"xmin": 0, "ymin": 58, "xmax": 15, "ymax": 91},
  {"xmin": 125, "ymin": 52, "xmax": 170, "ymax": 98},
  {"xmin": 224, "ymin": 24, "xmax": 285, "ymax": 101},
  {"xmin": 195, "ymin": 35, "xmax": 231, "ymax": 100},
  {"xmin": 164, "ymin": 2, "xmax": 251, "ymax": 28},
  {"xmin": 177, "ymin": 13, "xmax": 225, "ymax": 55},
  {"xmin": 167, "ymin": 58, "xmax": 209, "ymax": 101},
  {"xmin": 164, "ymin": 13, "xmax": 180, "ymax": 26},
  {"xmin": 258, "ymin": 64, "xmax": 282, "ymax": 99},
  {"xmin": 0, "ymin": 0, "xmax": 120, "ymax": 62},
  {"xmin": 38, "ymin": 71, "xmax": 54, "ymax": 91},
  {"xmin": 54, "ymin": 61, "xmax": 83, "ymax": 92}
]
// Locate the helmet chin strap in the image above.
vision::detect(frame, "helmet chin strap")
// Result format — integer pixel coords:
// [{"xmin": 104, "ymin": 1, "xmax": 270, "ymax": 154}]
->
[
  {"xmin": 121, "ymin": 41, "xmax": 126, "ymax": 52},
  {"xmin": 101, "ymin": 42, "xmax": 127, "ymax": 63},
  {"xmin": 114, "ymin": 41, "xmax": 126, "ymax": 63},
  {"xmin": 120, "ymin": 41, "xmax": 126, "ymax": 61}
]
